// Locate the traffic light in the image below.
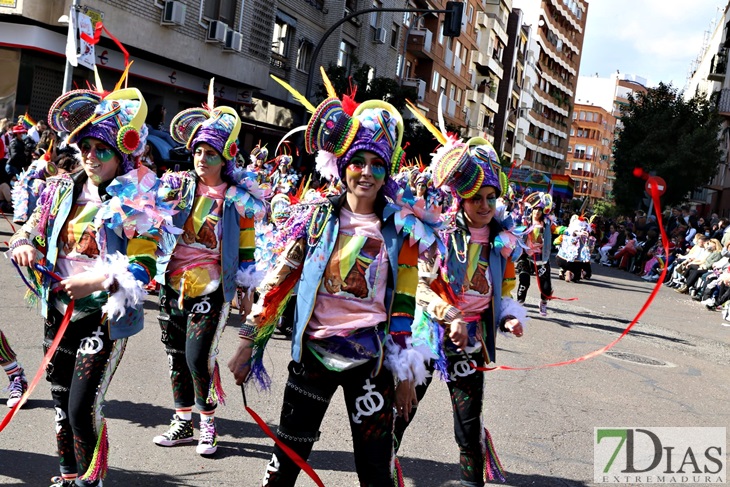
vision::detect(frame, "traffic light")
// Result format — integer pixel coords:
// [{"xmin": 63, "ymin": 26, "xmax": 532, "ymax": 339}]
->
[{"xmin": 443, "ymin": 1, "xmax": 464, "ymax": 37}]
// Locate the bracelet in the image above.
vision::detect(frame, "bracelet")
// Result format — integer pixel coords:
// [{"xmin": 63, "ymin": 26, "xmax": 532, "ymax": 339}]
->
[
  {"xmin": 239, "ymin": 323, "xmax": 257, "ymax": 339},
  {"xmin": 9, "ymin": 238, "xmax": 32, "ymax": 251}
]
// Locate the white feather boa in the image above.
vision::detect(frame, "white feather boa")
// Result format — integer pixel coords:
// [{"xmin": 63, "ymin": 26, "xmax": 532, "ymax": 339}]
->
[
  {"xmin": 235, "ymin": 266, "xmax": 265, "ymax": 294},
  {"xmin": 499, "ymin": 297, "xmax": 529, "ymax": 338},
  {"xmin": 92, "ymin": 252, "xmax": 146, "ymax": 321},
  {"xmin": 314, "ymin": 151, "xmax": 339, "ymax": 182},
  {"xmin": 383, "ymin": 335, "xmax": 428, "ymax": 385}
]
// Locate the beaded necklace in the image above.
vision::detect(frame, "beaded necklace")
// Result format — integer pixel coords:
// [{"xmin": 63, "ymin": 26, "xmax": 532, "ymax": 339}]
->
[
  {"xmin": 451, "ymin": 230, "xmax": 468, "ymax": 264},
  {"xmin": 307, "ymin": 203, "xmax": 332, "ymax": 246}
]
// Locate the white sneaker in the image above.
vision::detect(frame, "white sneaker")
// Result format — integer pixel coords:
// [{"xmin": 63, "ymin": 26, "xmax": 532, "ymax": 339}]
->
[
  {"xmin": 196, "ymin": 419, "xmax": 218, "ymax": 455},
  {"xmin": 539, "ymin": 300, "xmax": 548, "ymax": 316}
]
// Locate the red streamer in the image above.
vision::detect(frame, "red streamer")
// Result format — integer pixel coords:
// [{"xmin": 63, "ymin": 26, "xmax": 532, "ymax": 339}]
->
[
  {"xmin": 531, "ymin": 254, "xmax": 577, "ymax": 302},
  {"xmin": 477, "ymin": 176, "xmax": 668, "ymax": 372},
  {"xmin": 80, "ymin": 22, "xmax": 130, "ymax": 69},
  {"xmin": 0, "ymin": 300, "xmax": 75, "ymax": 433},
  {"xmin": 241, "ymin": 386, "xmax": 325, "ymax": 487}
]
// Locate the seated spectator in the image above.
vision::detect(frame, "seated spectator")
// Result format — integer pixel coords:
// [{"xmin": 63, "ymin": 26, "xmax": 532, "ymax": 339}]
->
[
  {"xmin": 676, "ymin": 239, "xmax": 723, "ymax": 294},
  {"xmin": 598, "ymin": 224, "xmax": 619, "ymax": 264}
]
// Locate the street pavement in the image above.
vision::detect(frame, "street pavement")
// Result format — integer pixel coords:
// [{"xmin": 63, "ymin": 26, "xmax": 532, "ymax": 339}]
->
[{"xmin": 0, "ymin": 214, "xmax": 728, "ymax": 486}]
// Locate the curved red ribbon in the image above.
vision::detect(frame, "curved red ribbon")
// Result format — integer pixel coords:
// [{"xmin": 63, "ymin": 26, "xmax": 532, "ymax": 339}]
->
[
  {"xmin": 476, "ymin": 177, "xmax": 668, "ymax": 372},
  {"xmin": 80, "ymin": 22, "xmax": 130, "ymax": 69},
  {"xmin": 241, "ymin": 386, "xmax": 325, "ymax": 487},
  {"xmin": 531, "ymin": 254, "xmax": 578, "ymax": 301},
  {"xmin": 0, "ymin": 300, "xmax": 75, "ymax": 433}
]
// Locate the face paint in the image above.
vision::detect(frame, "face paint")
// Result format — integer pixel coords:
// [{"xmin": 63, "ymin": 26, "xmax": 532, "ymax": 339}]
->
[
  {"xmin": 346, "ymin": 159, "xmax": 387, "ymax": 181},
  {"xmin": 194, "ymin": 147, "xmax": 223, "ymax": 166},
  {"xmin": 80, "ymin": 139, "xmax": 115, "ymax": 163}
]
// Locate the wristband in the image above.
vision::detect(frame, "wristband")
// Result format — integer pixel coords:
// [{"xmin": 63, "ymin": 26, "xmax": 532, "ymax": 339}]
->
[{"xmin": 9, "ymin": 238, "xmax": 32, "ymax": 251}]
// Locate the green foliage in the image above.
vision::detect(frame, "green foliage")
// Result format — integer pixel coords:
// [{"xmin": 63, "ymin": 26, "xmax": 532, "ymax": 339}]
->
[
  {"xmin": 315, "ymin": 63, "xmax": 416, "ymax": 112},
  {"xmin": 591, "ymin": 200, "xmax": 617, "ymax": 219},
  {"xmin": 612, "ymin": 82, "xmax": 722, "ymax": 213}
]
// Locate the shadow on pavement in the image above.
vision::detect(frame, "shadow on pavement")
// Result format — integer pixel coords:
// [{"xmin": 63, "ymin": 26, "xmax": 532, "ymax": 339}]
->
[{"xmin": 104, "ymin": 399, "xmax": 269, "ymax": 440}]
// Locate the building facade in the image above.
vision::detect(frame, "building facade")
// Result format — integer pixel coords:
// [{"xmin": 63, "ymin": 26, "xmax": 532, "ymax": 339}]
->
[{"xmin": 511, "ymin": 0, "xmax": 587, "ymax": 174}]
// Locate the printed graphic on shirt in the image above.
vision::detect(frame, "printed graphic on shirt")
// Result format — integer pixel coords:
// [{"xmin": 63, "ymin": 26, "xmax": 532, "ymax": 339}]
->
[
  {"xmin": 60, "ymin": 203, "xmax": 100, "ymax": 259},
  {"xmin": 466, "ymin": 243, "xmax": 491, "ymax": 296},
  {"xmin": 322, "ymin": 234, "xmax": 384, "ymax": 299},
  {"xmin": 181, "ymin": 196, "xmax": 223, "ymax": 250}
]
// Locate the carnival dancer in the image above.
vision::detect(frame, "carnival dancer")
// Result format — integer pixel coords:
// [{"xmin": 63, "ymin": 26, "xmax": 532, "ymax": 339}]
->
[
  {"xmin": 152, "ymin": 85, "xmax": 265, "ymax": 456},
  {"xmin": 228, "ymin": 76, "xmax": 428, "ymax": 486},
  {"xmin": 270, "ymin": 151, "xmax": 300, "ymax": 196},
  {"xmin": 247, "ymin": 142, "xmax": 273, "ymax": 185},
  {"xmin": 515, "ymin": 192, "xmax": 555, "ymax": 316},
  {"xmin": 10, "ymin": 84, "xmax": 162, "ymax": 487},
  {"xmin": 556, "ymin": 215, "xmax": 596, "ymax": 282},
  {"xmin": 12, "ymin": 144, "xmax": 80, "ymax": 224},
  {"xmin": 0, "ymin": 329, "xmax": 28, "ymax": 408},
  {"xmin": 393, "ymin": 123, "xmax": 527, "ymax": 486}
]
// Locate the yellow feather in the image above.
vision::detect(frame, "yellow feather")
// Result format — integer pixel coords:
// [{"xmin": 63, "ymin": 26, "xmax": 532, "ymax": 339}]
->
[
  {"xmin": 113, "ymin": 61, "xmax": 134, "ymax": 92},
  {"xmin": 320, "ymin": 66, "xmax": 337, "ymax": 99},
  {"xmin": 405, "ymin": 99, "xmax": 447, "ymax": 145},
  {"xmin": 270, "ymin": 75, "xmax": 316, "ymax": 113}
]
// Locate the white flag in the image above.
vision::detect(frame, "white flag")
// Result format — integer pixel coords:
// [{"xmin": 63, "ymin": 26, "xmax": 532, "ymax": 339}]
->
[{"xmin": 64, "ymin": 7, "xmax": 78, "ymax": 68}]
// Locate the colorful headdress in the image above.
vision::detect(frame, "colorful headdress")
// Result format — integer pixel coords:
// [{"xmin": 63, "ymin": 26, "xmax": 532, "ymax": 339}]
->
[
  {"xmin": 272, "ymin": 68, "xmax": 405, "ymax": 194},
  {"xmin": 48, "ymin": 86, "xmax": 148, "ymax": 173},
  {"xmin": 250, "ymin": 143, "xmax": 269, "ymax": 164},
  {"xmin": 524, "ymin": 191, "xmax": 553, "ymax": 215},
  {"xmin": 405, "ymin": 100, "xmax": 503, "ymax": 200},
  {"xmin": 169, "ymin": 79, "xmax": 241, "ymax": 181}
]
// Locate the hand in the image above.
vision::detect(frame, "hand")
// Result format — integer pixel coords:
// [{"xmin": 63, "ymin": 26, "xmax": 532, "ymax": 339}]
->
[
  {"xmin": 504, "ymin": 318, "xmax": 524, "ymax": 337},
  {"xmin": 395, "ymin": 379, "xmax": 418, "ymax": 422},
  {"xmin": 228, "ymin": 338, "xmax": 254, "ymax": 385},
  {"xmin": 11, "ymin": 244, "xmax": 37, "ymax": 267},
  {"xmin": 449, "ymin": 317, "xmax": 468, "ymax": 350},
  {"xmin": 60, "ymin": 272, "xmax": 107, "ymax": 300}
]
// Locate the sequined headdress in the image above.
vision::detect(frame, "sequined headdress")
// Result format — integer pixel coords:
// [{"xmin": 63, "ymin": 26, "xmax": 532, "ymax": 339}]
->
[
  {"xmin": 169, "ymin": 78, "xmax": 242, "ymax": 181},
  {"xmin": 48, "ymin": 75, "xmax": 148, "ymax": 174}
]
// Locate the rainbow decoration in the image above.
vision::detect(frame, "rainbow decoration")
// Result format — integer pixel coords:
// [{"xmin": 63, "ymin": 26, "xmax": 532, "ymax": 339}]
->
[
  {"xmin": 550, "ymin": 173, "xmax": 574, "ymax": 200},
  {"xmin": 20, "ymin": 113, "xmax": 36, "ymax": 130}
]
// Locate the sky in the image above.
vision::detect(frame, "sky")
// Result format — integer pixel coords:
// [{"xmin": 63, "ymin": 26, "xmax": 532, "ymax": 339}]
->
[{"xmin": 580, "ymin": 0, "xmax": 727, "ymax": 89}]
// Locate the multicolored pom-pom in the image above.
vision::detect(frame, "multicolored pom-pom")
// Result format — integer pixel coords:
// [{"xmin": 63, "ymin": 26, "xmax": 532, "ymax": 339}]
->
[
  {"xmin": 117, "ymin": 125, "xmax": 140, "ymax": 154},
  {"xmin": 224, "ymin": 140, "xmax": 238, "ymax": 160}
]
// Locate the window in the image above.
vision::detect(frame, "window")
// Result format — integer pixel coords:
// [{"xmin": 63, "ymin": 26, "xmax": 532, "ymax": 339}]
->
[
  {"xmin": 449, "ymin": 84, "xmax": 456, "ymax": 101},
  {"xmin": 432, "ymin": 71, "xmax": 440, "ymax": 92},
  {"xmin": 272, "ymin": 19, "xmax": 290, "ymax": 57},
  {"xmin": 345, "ymin": 0, "xmax": 357, "ymax": 15},
  {"xmin": 338, "ymin": 41, "xmax": 355, "ymax": 74},
  {"xmin": 439, "ymin": 21, "xmax": 444, "ymax": 44},
  {"xmin": 204, "ymin": 0, "xmax": 237, "ymax": 26},
  {"xmin": 467, "ymin": 4, "xmax": 474, "ymax": 23},
  {"xmin": 579, "ymin": 111, "xmax": 586, "ymax": 120},
  {"xmin": 440, "ymin": 76, "xmax": 447, "ymax": 94},
  {"xmin": 391, "ymin": 22, "xmax": 400, "ymax": 48},
  {"xmin": 568, "ymin": 145, "xmax": 572, "ymax": 152},
  {"xmin": 371, "ymin": 0, "xmax": 382, "ymax": 28},
  {"xmin": 296, "ymin": 39, "xmax": 312, "ymax": 72},
  {"xmin": 405, "ymin": 60, "xmax": 412, "ymax": 78},
  {"xmin": 396, "ymin": 55, "xmax": 403, "ymax": 76}
]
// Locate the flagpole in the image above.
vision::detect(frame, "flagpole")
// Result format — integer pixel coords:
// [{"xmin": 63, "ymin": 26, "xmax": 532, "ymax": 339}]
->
[{"xmin": 62, "ymin": 0, "xmax": 79, "ymax": 94}]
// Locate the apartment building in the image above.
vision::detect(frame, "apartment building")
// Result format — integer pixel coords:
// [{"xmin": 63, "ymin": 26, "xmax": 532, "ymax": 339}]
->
[
  {"xmin": 511, "ymin": 0, "xmax": 587, "ymax": 173},
  {"xmin": 565, "ymin": 102, "xmax": 613, "ymax": 203},
  {"xmin": 0, "ymin": 0, "xmax": 404, "ymax": 152},
  {"xmin": 401, "ymin": 0, "xmax": 478, "ymax": 131}
]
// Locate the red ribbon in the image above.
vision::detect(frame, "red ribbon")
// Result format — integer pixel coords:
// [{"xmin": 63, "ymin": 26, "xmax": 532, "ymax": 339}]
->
[
  {"xmin": 240, "ymin": 385, "xmax": 325, "ymax": 487},
  {"xmin": 80, "ymin": 22, "xmax": 130, "ymax": 69},
  {"xmin": 0, "ymin": 300, "xmax": 75, "ymax": 433},
  {"xmin": 531, "ymin": 254, "xmax": 577, "ymax": 301},
  {"xmin": 0, "ymin": 209, "xmax": 16, "ymax": 234},
  {"xmin": 477, "ymin": 176, "xmax": 668, "ymax": 372}
]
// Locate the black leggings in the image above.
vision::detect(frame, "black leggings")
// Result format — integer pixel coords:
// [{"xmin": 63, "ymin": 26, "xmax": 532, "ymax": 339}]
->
[
  {"xmin": 45, "ymin": 305, "xmax": 125, "ymax": 480},
  {"xmin": 516, "ymin": 254, "xmax": 553, "ymax": 302},
  {"xmin": 394, "ymin": 351, "xmax": 487, "ymax": 486},
  {"xmin": 263, "ymin": 347, "xmax": 395, "ymax": 486},
  {"xmin": 158, "ymin": 285, "xmax": 228, "ymax": 412}
]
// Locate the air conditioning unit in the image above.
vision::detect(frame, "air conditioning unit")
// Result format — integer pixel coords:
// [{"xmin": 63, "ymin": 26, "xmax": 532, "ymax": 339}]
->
[
  {"xmin": 373, "ymin": 27, "xmax": 386, "ymax": 44},
  {"xmin": 223, "ymin": 30, "xmax": 242, "ymax": 52},
  {"xmin": 161, "ymin": 0, "xmax": 186, "ymax": 26},
  {"xmin": 206, "ymin": 20, "xmax": 227, "ymax": 43}
]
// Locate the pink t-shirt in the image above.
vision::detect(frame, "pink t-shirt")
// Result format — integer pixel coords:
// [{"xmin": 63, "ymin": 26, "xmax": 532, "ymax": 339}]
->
[
  {"xmin": 307, "ymin": 208, "xmax": 389, "ymax": 338},
  {"xmin": 459, "ymin": 225, "xmax": 493, "ymax": 318},
  {"xmin": 167, "ymin": 182, "xmax": 226, "ymax": 295},
  {"xmin": 56, "ymin": 180, "xmax": 102, "ymax": 280}
]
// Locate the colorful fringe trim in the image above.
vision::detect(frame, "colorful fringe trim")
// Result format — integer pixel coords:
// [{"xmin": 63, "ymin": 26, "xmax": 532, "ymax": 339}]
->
[
  {"xmin": 207, "ymin": 362, "xmax": 227, "ymax": 406},
  {"xmin": 483, "ymin": 427, "xmax": 506, "ymax": 483},
  {"xmin": 80, "ymin": 419, "xmax": 109, "ymax": 482},
  {"xmin": 392, "ymin": 456, "xmax": 405, "ymax": 487},
  {"xmin": 250, "ymin": 265, "xmax": 302, "ymax": 390}
]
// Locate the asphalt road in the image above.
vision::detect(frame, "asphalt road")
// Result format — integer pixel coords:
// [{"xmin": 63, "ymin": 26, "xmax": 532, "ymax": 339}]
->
[{"xmin": 0, "ymin": 215, "xmax": 728, "ymax": 486}]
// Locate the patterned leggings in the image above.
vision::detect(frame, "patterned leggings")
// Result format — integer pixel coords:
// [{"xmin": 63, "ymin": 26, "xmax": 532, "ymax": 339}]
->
[
  {"xmin": 158, "ymin": 285, "xmax": 228, "ymax": 412},
  {"xmin": 516, "ymin": 253, "xmax": 553, "ymax": 302},
  {"xmin": 394, "ymin": 351, "xmax": 486, "ymax": 486},
  {"xmin": 45, "ymin": 306, "xmax": 125, "ymax": 481},
  {"xmin": 263, "ymin": 347, "xmax": 395, "ymax": 487}
]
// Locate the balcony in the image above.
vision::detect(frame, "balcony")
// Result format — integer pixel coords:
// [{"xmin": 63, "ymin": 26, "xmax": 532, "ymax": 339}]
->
[
  {"xmin": 407, "ymin": 29, "xmax": 433, "ymax": 59},
  {"xmin": 270, "ymin": 53, "xmax": 289, "ymax": 71},
  {"xmin": 717, "ymin": 88, "xmax": 730, "ymax": 116},
  {"xmin": 402, "ymin": 78, "xmax": 426, "ymax": 101},
  {"xmin": 570, "ymin": 169, "xmax": 596, "ymax": 178},
  {"xmin": 709, "ymin": 50, "xmax": 727, "ymax": 82}
]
